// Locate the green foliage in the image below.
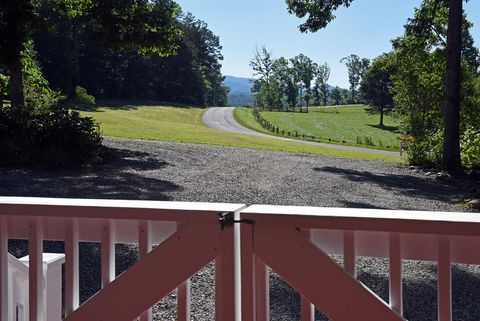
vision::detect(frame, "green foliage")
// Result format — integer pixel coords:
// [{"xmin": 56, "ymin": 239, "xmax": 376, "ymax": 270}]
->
[
  {"xmin": 0, "ymin": 103, "xmax": 103, "ymax": 168},
  {"xmin": 340, "ymin": 54, "xmax": 370, "ymax": 103},
  {"xmin": 75, "ymin": 85, "xmax": 95, "ymax": 106},
  {"xmin": 405, "ymin": 131, "xmax": 443, "ymax": 167},
  {"xmin": 22, "ymin": 42, "xmax": 64, "ymax": 110},
  {"xmin": 461, "ymin": 127, "xmax": 480, "ymax": 170}
]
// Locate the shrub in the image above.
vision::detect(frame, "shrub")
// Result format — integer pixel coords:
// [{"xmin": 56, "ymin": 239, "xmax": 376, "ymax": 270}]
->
[
  {"xmin": 461, "ymin": 127, "xmax": 480, "ymax": 170},
  {"xmin": 75, "ymin": 86, "xmax": 96, "ymax": 106},
  {"xmin": 406, "ymin": 131, "xmax": 443, "ymax": 167},
  {"xmin": 0, "ymin": 103, "xmax": 104, "ymax": 168}
]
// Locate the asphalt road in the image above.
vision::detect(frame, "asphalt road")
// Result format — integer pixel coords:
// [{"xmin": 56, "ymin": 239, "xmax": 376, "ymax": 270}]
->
[{"xmin": 202, "ymin": 107, "xmax": 401, "ymax": 156}]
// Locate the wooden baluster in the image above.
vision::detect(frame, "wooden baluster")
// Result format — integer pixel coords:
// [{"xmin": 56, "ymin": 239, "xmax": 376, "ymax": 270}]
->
[
  {"xmin": 65, "ymin": 218, "xmax": 79, "ymax": 316},
  {"xmin": 101, "ymin": 220, "xmax": 115, "ymax": 288},
  {"xmin": 29, "ymin": 217, "xmax": 44, "ymax": 321},
  {"xmin": 0, "ymin": 216, "xmax": 8, "ymax": 321},
  {"xmin": 389, "ymin": 233, "xmax": 403, "ymax": 315},
  {"xmin": 438, "ymin": 236, "xmax": 452, "ymax": 321}
]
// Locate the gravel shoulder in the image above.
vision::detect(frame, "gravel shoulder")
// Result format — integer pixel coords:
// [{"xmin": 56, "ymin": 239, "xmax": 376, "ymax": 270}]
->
[{"xmin": 2, "ymin": 137, "xmax": 479, "ymax": 321}]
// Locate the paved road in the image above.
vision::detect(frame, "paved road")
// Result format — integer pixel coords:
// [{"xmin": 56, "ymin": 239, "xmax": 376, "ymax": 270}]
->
[{"xmin": 202, "ymin": 107, "xmax": 401, "ymax": 156}]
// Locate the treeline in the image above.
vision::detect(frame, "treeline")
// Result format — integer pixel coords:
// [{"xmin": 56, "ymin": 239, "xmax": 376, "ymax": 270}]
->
[
  {"xmin": 250, "ymin": 48, "xmax": 363, "ymax": 111},
  {"xmin": 32, "ymin": 9, "xmax": 228, "ymax": 106}
]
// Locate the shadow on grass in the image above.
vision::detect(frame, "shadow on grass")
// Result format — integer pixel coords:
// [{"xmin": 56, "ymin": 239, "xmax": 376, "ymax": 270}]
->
[
  {"xmin": 313, "ymin": 166, "xmax": 458, "ymax": 203},
  {"xmin": 367, "ymin": 123, "xmax": 399, "ymax": 133}
]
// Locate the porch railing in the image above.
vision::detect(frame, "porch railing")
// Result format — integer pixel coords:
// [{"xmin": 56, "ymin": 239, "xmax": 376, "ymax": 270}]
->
[{"xmin": 1, "ymin": 197, "xmax": 479, "ymax": 321}]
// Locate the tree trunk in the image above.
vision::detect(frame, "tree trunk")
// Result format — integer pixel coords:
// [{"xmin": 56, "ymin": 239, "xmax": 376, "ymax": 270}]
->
[
  {"xmin": 9, "ymin": 51, "xmax": 25, "ymax": 108},
  {"xmin": 442, "ymin": 0, "xmax": 463, "ymax": 175},
  {"xmin": 379, "ymin": 106, "xmax": 384, "ymax": 126}
]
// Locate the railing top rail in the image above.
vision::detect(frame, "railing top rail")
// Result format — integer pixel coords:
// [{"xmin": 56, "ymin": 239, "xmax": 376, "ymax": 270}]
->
[
  {"xmin": 241, "ymin": 205, "xmax": 480, "ymax": 236},
  {"xmin": 0, "ymin": 197, "xmax": 245, "ymax": 223}
]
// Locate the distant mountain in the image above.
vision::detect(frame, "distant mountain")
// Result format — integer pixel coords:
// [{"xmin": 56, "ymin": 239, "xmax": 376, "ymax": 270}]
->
[{"xmin": 223, "ymin": 75, "xmax": 253, "ymax": 106}]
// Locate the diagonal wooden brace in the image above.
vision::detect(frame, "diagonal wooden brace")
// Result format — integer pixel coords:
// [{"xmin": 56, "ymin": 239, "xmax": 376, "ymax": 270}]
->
[
  {"xmin": 65, "ymin": 223, "xmax": 221, "ymax": 321},
  {"xmin": 253, "ymin": 225, "xmax": 406, "ymax": 321}
]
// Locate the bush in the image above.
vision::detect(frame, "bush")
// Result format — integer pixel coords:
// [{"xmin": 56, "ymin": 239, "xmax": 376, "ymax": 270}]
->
[
  {"xmin": 461, "ymin": 127, "xmax": 480, "ymax": 170},
  {"xmin": 0, "ymin": 103, "xmax": 104, "ymax": 168},
  {"xmin": 406, "ymin": 131, "xmax": 443, "ymax": 167},
  {"xmin": 75, "ymin": 86, "xmax": 96, "ymax": 106}
]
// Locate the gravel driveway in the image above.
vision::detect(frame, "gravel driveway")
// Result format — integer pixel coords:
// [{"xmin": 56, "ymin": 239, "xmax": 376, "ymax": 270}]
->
[{"xmin": 2, "ymin": 137, "xmax": 479, "ymax": 321}]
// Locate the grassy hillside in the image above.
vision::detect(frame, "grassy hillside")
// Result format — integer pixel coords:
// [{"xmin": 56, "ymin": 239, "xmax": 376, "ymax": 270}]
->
[
  {"xmin": 80, "ymin": 104, "xmax": 403, "ymax": 162},
  {"xmin": 235, "ymin": 106, "xmax": 401, "ymax": 151}
]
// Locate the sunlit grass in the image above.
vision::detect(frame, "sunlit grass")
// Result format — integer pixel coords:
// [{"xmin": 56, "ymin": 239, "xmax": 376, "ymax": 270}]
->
[{"xmin": 80, "ymin": 104, "xmax": 403, "ymax": 162}]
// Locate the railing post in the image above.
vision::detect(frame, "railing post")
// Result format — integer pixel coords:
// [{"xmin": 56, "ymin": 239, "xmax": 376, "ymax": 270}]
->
[
  {"xmin": 177, "ymin": 280, "xmax": 191, "ymax": 321},
  {"xmin": 216, "ymin": 223, "xmax": 235, "ymax": 321},
  {"xmin": 65, "ymin": 218, "xmax": 79, "ymax": 316},
  {"xmin": 343, "ymin": 231, "xmax": 356, "ymax": 277},
  {"xmin": 389, "ymin": 233, "xmax": 403, "ymax": 315},
  {"xmin": 101, "ymin": 219, "xmax": 116, "ymax": 288},
  {"xmin": 241, "ymin": 223, "xmax": 255, "ymax": 321},
  {"xmin": 438, "ymin": 236, "xmax": 452, "ymax": 321},
  {"xmin": 139, "ymin": 221, "xmax": 153, "ymax": 321},
  {"xmin": 255, "ymin": 257, "xmax": 269, "ymax": 321},
  {"xmin": 301, "ymin": 229, "xmax": 314, "ymax": 321},
  {"xmin": 0, "ymin": 216, "xmax": 8, "ymax": 321},
  {"xmin": 29, "ymin": 217, "xmax": 45, "ymax": 321}
]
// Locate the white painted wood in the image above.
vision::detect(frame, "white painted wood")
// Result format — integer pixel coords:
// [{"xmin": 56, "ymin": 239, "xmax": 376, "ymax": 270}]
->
[
  {"xmin": 438, "ymin": 237, "xmax": 452, "ymax": 321},
  {"xmin": 138, "ymin": 221, "xmax": 152, "ymax": 321},
  {"xmin": 101, "ymin": 220, "xmax": 115, "ymax": 288},
  {"xmin": 177, "ymin": 280, "xmax": 191, "ymax": 321},
  {"xmin": 255, "ymin": 258, "xmax": 269, "ymax": 321},
  {"xmin": 389, "ymin": 233, "xmax": 403, "ymax": 315},
  {"xmin": 65, "ymin": 218, "xmax": 79, "ymax": 316},
  {"xmin": 29, "ymin": 217, "xmax": 44, "ymax": 321},
  {"xmin": 344, "ymin": 231, "xmax": 356, "ymax": 277},
  {"xmin": 0, "ymin": 216, "xmax": 8, "ymax": 321}
]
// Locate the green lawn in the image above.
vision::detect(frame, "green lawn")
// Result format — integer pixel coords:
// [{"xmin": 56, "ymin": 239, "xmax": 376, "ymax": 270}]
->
[
  {"xmin": 235, "ymin": 106, "xmax": 401, "ymax": 151},
  {"xmin": 80, "ymin": 103, "xmax": 403, "ymax": 162}
]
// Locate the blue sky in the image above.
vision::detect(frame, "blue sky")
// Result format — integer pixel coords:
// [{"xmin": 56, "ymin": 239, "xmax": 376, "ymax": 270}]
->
[{"xmin": 175, "ymin": 0, "xmax": 480, "ymax": 88}]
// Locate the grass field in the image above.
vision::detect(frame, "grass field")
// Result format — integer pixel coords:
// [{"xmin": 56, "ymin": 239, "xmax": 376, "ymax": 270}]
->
[
  {"xmin": 234, "ymin": 105, "xmax": 401, "ymax": 151},
  {"xmin": 80, "ymin": 103, "xmax": 403, "ymax": 162}
]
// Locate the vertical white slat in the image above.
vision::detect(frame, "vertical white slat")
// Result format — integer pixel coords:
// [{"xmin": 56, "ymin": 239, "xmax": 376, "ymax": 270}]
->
[
  {"xmin": 138, "ymin": 221, "xmax": 152, "ymax": 321},
  {"xmin": 438, "ymin": 236, "xmax": 452, "ymax": 321},
  {"xmin": 0, "ymin": 216, "xmax": 8, "ymax": 321},
  {"xmin": 301, "ymin": 229, "xmax": 314, "ymax": 321},
  {"xmin": 101, "ymin": 219, "xmax": 115, "ymax": 288},
  {"xmin": 65, "ymin": 218, "xmax": 79, "ymax": 316},
  {"xmin": 389, "ymin": 233, "xmax": 403, "ymax": 315},
  {"xmin": 177, "ymin": 280, "xmax": 191, "ymax": 321},
  {"xmin": 255, "ymin": 257, "xmax": 269, "ymax": 321},
  {"xmin": 29, "ymin": 217, "xmax": 44, "ymax": 321},
  {"xmin": 300, "ymin": 295, "xmax": 315, "ymax": 321},
  {"xmin": 343, "ymin": 231, "xmax": 356, "ymax": 277}
]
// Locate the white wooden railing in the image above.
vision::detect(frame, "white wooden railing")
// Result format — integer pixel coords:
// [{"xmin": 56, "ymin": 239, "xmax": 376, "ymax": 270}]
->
[{"xmin": 1, "ymin": 197, "xmax": 480, "ymax": 321}]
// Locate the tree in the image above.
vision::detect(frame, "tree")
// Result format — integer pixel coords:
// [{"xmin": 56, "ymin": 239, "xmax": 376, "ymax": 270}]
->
[
  {"xmin": 330, "ymin": 86, "xmax": 342, "ymax": 105},
  {"xmin": 340, "ymin": 54, "xmax": 369, "ymax": 103},
  {"xmin": 285, "ymin": 0, "xmax": 469, "ymax": 174},
  {"xmin": 0, "ymin": 0, "xmax": 182, "ymax": 108},
  {"xmin": 315, "ymin": 63, "xmax": 330, "ymax": 106},
  {"xmin": 273, "ymin": 57, "xmax": 299, "ymax": 110},
  {"xmin": 290, "ymin": 54, "xmax": 317, "ymax": 111},
  {"xmin": 250, "ymin": 47, "xmax": 275, "ymax": 109},
  {"xmin": 360, "ymin": 53, "xmax": 394, "ymax": 126}
]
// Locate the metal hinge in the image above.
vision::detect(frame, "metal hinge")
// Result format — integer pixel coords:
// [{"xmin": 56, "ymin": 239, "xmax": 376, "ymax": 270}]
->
[{"xmin": 218, "ymin": 212, "xmax": 254, "ymax": 230}]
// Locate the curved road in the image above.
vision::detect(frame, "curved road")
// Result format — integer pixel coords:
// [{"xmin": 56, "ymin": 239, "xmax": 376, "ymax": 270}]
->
[{"xmin": 202, "ymin": 107, "xmax": 401, "ymax": 156}]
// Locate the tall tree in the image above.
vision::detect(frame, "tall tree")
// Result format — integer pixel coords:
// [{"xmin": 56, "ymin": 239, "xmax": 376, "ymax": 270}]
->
[
  {"xmin": 330, "ymin": 86, "xmax": 342, "ymax": 105},
  {"xmin": 360, "ymin": 53, "xmax": 394, "ymax": 126},
  {"xmin": 290, "ymin": 54, "xmax": 317, "ymax": 110},
  {"xmin": 250, "ymin": 46, "xmax": 275, "ymax": 109},
  {"xmin": 285, "ymin": 0, "xmax": 468, "ymax": 174},
  {"xmin": 0, "ymin": 0, "xmax": 182, "ymax": 108},
  {"xmin": 315, "ymin": 63, "xmax": 331, "ymax": 106},
  {"xmin": 340, "ymin": 54, "xmax": 369, "ymax": 103},
  {"xmin": 273, "ymin": 57, "xmax": 299, "ymax": 110}
]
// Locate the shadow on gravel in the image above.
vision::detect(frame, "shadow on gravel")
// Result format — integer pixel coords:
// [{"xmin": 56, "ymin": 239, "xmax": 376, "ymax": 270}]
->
[
  {"xmin": 0, "ymin": 148, "xmax": 180, "ymax": 200},
  {"xmin": 341, "ymin": 200, "xmax": 388, "ymax": 209},
  {"xmin": 314, "ymin": 167, "xmax": 456, "ymax": 202}
]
